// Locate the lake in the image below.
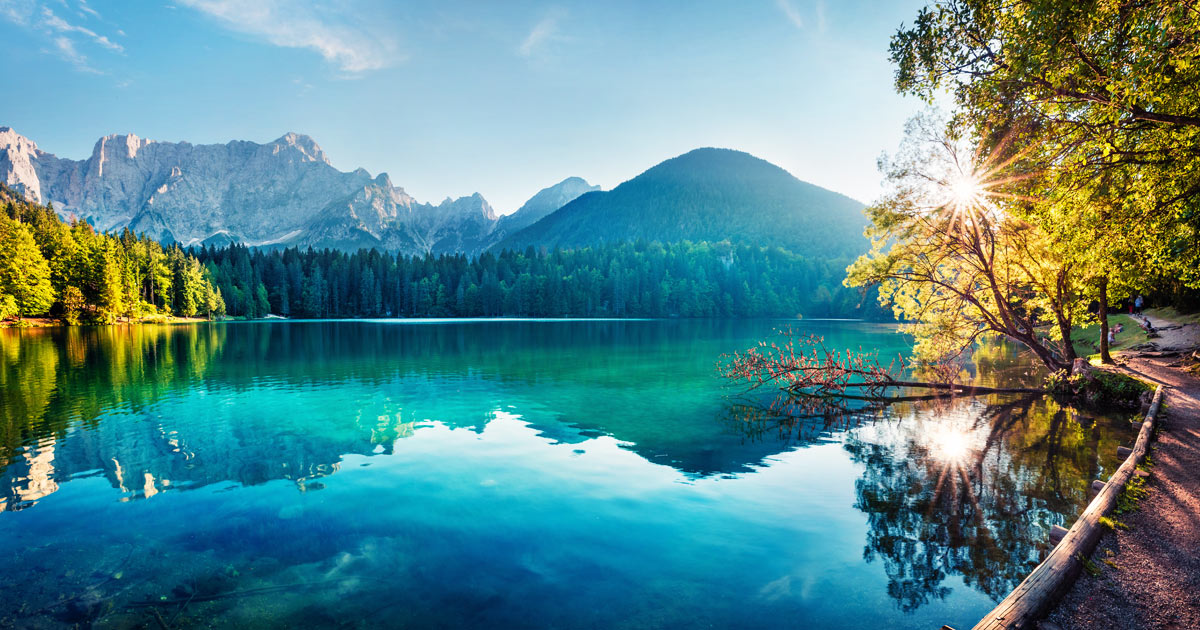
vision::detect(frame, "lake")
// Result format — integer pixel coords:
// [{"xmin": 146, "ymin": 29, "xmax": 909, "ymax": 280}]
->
[{"xmin": 0, "ymin": 319, "xmax": 1137, "ymax": 629}]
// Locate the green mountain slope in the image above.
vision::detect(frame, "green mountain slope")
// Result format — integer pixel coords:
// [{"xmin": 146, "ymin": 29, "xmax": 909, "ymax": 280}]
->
[{"xmin": 494, "ymin": 148, "xmax": 867, "ymax": 258}]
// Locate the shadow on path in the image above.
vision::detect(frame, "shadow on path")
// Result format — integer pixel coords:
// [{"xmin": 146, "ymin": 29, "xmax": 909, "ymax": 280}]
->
[{"xmin": 1046, "ymin": 354, "xmax": 1200, "ymax": 630}]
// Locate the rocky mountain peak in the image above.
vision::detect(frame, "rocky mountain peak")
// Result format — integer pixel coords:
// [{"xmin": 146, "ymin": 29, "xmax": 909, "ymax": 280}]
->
[
  {"xmin": 272, "ymin": 132, "xmax": 330, "ymax": 165},
  {"xmin": 93, "ymin": 133, "xmax": 152, "ymax": 161},
  {"xmin": 0, "ymin": 127, "xmax": 44, "ymax": 202},
  {"xmin": 0, "ymin": 126, "xmax": 38, "ymax": 152},
  {"xmin": 1, "ymin": 127, "xmax": 600, "ymax": 256}
]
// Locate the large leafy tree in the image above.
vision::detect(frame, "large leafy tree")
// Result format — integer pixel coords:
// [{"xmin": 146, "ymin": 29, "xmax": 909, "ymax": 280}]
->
[
  {"xmin": 846, "ymin": 114, "xmax": 1083, "ymax": 371},
  {"xmin": 892, "ymin": 0, "xmax": 1200, "ymax": 290},
  {"xmin": 0, "ymin": 216, "xmax": 55, "ymax": 318}
]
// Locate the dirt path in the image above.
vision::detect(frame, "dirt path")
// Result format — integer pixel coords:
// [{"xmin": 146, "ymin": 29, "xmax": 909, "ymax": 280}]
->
[
  {"xmin": 1136, "ymin": 313, "xmax": 1200, "ymax": 352},
  {"xmin": 1044, "ymin": 352, "xmax": 1200, "ymax": 630}
]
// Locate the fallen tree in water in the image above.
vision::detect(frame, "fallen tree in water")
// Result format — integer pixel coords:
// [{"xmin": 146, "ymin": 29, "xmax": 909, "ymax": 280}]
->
[
  {"xmin": 718, "ymin": 330, "xmax": 1163, "ymax": 413},
  {"xmin": 718, "ymin": 330, "xmax": 1046, "ymax": 401}
]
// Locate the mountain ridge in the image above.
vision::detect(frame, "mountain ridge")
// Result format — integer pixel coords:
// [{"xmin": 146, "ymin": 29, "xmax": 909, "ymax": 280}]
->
[
  {"xmin": 3, "ymin": 129, "xmax": 867, "ymax": 261},
  {"xmin": 495, "ymin": 147, "xmax": 868, "ymax": 258},
  {"xmin": 0, "ymin": 126, "xmax": 597, "ymax": 256}
]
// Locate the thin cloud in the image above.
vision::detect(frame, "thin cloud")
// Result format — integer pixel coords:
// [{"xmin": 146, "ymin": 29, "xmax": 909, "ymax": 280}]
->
[
  {"xmin": 776, "ymin": 0, "xmax": 829, "ymax": 34},
  {"xmin": 50, "ymin": 35, "xmax": 98, "ymax": 72},
  {"xmin": 518, "ymin": 8, "xmax": 565, "ymax": 58},
  {"xmin": 179, "ymin": 0, "xmax": 402, "ymax": 74},
  {"xmin": 42, "ymin": 6, "xmax": 123, "ymax": 51},
  {"xmin": 77, "ymin": 0, "xmax": 100, "ymax": 19},
  {"xmin": 775, "ymin": 0, "xmax": 804, "ymax": 30},
  {"xmin": 0, "ymin": 1, "xmax": 124, "ymax": 72}
]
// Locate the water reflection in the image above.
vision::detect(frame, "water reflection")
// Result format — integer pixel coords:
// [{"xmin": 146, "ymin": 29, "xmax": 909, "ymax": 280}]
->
[
  {"xmin": 0, "ymin": 320, "xmax": 1139, "ymax": 629},
  {"xmin": 2, "ymin": 320, "xmax": 863, "ymax": 510},
  {"xmin": 728, "ymin": 388, "xmax": 1131, "ymax": 611}
]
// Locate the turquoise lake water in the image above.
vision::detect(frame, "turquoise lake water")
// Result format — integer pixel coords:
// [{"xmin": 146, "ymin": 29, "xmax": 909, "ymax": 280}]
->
[{"xmin": 0, "ymin": 319, "xmax": 1137, "ymax": 629}]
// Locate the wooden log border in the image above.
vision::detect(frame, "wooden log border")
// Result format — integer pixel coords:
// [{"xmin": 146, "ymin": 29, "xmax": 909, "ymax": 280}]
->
[{"xmin": 966, "ymin": 384, "xmax": 1165, "ymax": 630}]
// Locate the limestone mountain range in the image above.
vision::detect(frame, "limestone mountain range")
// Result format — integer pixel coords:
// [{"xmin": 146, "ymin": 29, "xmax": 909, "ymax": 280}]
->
[{"xmin": 0, "ymin": 126, "xmax": 598, "ymax": 256}]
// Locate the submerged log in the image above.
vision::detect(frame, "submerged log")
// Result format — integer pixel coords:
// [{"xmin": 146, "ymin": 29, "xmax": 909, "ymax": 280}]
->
[
  {"xmin": 786, "ymin": 379, "xmax": 1045, "ymax": 397},
  {"xmin": 969, "ymin": 385, "xmax": 1165, "ymax": 630}
]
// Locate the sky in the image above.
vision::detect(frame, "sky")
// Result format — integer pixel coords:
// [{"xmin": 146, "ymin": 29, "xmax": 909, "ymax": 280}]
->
[{"xmin": 0, "ymin": 0, "xmax": 932, "ymax": 213}]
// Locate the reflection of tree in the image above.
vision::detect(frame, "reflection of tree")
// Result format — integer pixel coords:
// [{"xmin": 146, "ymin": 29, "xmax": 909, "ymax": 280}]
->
[
  {"xmin": 854, "ymin": 394, "xmax": 1131, "ymax": 610},
  {"xmin": 1, "ymin": 326, "xmax": 226, "ymax": 470},
  {"xmin": 726, "ymin": 390, "xmax": 1130, "ymax": 611},
  {"xmin": 5, "ymin": 320, "xmax": 795, "ymax": 511},
  {"xmin": 0, "ymin": 325, "xmax": 228, "ymax": 510},
  {"xmin": 722, "ymin": 391, "xmax": 889, "ymax": 446},
  {"xmin": 846, "ymin": 396, "xmax": 1038, "ymax": 611},
  {"xmin": 0, "ymin": 329, "xmax": 60, "ymax": 469}
]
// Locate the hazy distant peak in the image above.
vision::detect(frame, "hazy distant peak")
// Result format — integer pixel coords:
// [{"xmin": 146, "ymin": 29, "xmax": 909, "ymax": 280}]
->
[
  {"xmin": 518, "ymin": 176, "xmax": 599, "ymax": 212},
  {"xmin": 494, "ymin": 176, "xmax": 599, "ymax": 236}
]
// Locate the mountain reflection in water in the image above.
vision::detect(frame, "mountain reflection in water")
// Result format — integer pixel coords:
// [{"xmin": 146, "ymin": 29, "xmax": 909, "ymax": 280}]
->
[{"xmin": 0, "ymin": 320, "xmax": 1137, "ymax": 630}]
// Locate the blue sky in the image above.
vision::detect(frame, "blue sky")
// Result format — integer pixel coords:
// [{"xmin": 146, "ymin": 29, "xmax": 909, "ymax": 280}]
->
[{"xmin": 1, "ymin": 0, "xmax": 930, "ymax": 213}]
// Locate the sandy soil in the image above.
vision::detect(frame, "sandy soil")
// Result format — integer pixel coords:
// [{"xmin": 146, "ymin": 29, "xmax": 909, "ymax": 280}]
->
[{"xmin": 1044, "ymin": 350, "xmax": 1200, "ymax": 629}]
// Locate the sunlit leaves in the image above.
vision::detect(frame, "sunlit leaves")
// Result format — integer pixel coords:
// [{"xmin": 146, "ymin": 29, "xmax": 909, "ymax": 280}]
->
[{"xmin": 892, "ymin": 0, "xmax": 1200, "ymax": 291}]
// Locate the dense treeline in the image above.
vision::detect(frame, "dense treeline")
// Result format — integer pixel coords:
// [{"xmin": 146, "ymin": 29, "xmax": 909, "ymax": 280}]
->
[
  {"xmin": 0, "ymin": 184, "xmax": 224, "ymax": 323},
  {"xmin": 195, "ymin": 240, "xmax": 887, "ymax": 320},
  {"xmin": 0, "ymin": 183, "xmax": 887, "ymax": 323}
]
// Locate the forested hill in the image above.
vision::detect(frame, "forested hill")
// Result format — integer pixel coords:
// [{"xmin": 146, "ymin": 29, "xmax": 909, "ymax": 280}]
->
[
  {"xmin": 494, "ymin": 148, "xmax": 868, "ymax": 257},
  {"xmin": 0, "ymin": 177, "xmax": 888, "ymax": 323},
  {"xmin": 194, "ymin": 241, "xmax": 887, "ymax": 320},
  {"xmin": 0, "ymin": 184, "xmax": 224, "ymax": 322}
]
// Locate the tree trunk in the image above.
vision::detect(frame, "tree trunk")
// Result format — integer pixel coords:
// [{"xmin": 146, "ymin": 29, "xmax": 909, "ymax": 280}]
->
[
  {"xmin": 1055, "ymin": 270, "xmax": 1077, "ymax": 363},
  {"xmin": 1057, "ymin": 316, "xmax": 1078, "ymax": 363},
  {"xmin": 1098, "ymin": 276, "xmax": 1114, "ymax": 364},
  {"xmin": 1010, "ymin": 327, "xmax": 1069, "ymax": 372}
]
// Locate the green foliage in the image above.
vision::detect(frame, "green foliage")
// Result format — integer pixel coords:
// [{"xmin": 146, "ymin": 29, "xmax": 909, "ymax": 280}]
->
[
  {"xmin": 0, "ymin": 294, "xmax": 16, "ymax": 320},
  {"xmin": 61, "ymin": 286, "xmax": 85, "ymax": 325},
  {"xmin": 892, "ymin": 0, "xmax": 1200, "ymax": 291},
  {"xmin": 1115, "ymin": 473, "xmax": 1150, "ymax": 515},
  {"xmin": 1046, "ymin": 369, "xmax": 1152, "ymax": 408},
  {"xmin": 1099, "ymin": 516, "xmax": 1130, "ymax": 531},
  {"xmin": 0, "ymin": 184, "xmax": 223, "ymax": 324},
  {"xmin": 1077, "ymin": 553, "xmax": 1102, "ymax": 577},
  {"xmin": 193, "ymin": 239, "xmax": 887, "ymax": 320},
  {"xmin": 0, "ymin": 215, "xmax": 55, "ymax": 316}
]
